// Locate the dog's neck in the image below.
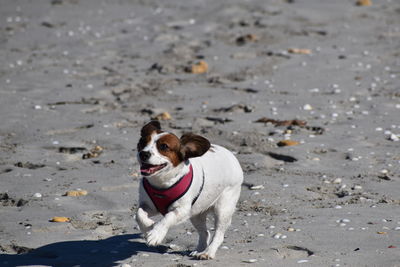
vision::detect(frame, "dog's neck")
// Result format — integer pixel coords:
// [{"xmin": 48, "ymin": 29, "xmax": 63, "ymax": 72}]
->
[{"xmin": 144, "ymin": 162, "xmax": 190, "ymax": 189}]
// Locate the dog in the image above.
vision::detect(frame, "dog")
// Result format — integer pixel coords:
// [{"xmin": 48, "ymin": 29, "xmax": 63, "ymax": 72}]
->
[{"xmin": 135, "ymin": 121, "xmax": 243, "ymax": 260}]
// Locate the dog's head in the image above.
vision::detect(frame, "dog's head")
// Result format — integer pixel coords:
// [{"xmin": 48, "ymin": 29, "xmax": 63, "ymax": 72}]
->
[{"xmin": 137, "ymin": 121, "xmax": 210, "ymax": 177}]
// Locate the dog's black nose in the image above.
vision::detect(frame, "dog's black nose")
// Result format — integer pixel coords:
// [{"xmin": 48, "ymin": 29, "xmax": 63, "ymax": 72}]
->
[{"xmin": 139, "ymin": 151, "xmax": 151, "ymax": 162}]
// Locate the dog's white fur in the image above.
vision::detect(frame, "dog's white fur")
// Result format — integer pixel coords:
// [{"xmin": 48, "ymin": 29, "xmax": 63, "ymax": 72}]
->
[{"xmin": 135, "ymin": 130, "xmax": 243, "ymax": 260}]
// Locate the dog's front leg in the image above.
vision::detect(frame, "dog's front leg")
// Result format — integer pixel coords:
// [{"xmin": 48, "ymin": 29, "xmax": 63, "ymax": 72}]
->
[
  {"xmin": 136, "ymin": 206, "xmax": 155, "ymax": 234},
  {"xmin": 146, "ymin": 205, "xmax": 191, "ymax": 246}
]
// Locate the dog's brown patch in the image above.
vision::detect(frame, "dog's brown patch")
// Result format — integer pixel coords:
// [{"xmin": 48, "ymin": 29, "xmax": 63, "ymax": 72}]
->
[
  {"xmin": 138, "ymin": 121, "xmax": 162, "ymax": 151},
  {"xmin": 180, "ymin": 133, "xmax": 210, "ymax": 160},
  {"xmin": 157, "ymin": 134, "xmax": 183, "ymax": 166}
]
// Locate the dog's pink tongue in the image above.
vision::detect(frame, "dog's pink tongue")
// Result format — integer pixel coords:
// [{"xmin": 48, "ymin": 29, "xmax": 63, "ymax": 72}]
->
[
  {"xmin": 141, "ymin": 165, "xmax": 158, "ymax": 174},
  {"xmin": 141, "ymin": 167, "xmax": 152, "ymax": 174}
]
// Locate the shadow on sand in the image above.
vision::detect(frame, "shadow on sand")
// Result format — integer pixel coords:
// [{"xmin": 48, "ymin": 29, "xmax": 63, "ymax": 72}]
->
[{"xmin": 0, "ymin": 234, "xmax": 174, "ymax": 267}]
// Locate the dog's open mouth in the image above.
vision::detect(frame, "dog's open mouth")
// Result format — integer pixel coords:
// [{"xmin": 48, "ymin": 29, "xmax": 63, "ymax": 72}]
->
[{"xmin": 140, "ymin": 162, "xmax": 167, "ymax": 176}]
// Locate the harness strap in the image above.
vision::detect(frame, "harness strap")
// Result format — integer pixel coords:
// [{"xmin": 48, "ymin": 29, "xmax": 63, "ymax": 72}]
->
[
  {"xmin": 191, "ymin": 169, "xmax": 204, "ymax": 206},
  {"xmin": 143, "ymin": 164, "xmax": 195, "ymax": 215}
]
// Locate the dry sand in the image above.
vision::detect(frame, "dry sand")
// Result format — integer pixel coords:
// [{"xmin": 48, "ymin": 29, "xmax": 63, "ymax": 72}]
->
[{"xmin": 0, "ymin": 0, "xmax": 400, "ymax": 266}]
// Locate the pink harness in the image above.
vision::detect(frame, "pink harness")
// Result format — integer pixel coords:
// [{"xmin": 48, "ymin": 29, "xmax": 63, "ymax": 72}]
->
[{"xmin": 143, "ymin": 164, "xmax": 199, "ymax": 216}]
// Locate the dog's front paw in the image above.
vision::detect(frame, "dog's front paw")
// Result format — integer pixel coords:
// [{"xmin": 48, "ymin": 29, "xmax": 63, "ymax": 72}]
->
[
  {"xmin": 136, "ymin": 208, "xmax": 155, "ymax": 233},
  {"xmin": 194, "ymin": 252, "xmax": 214, "ymax": 260},
  {"xmin": 145, "ymin": 224, "xmax": 168, "ymax": 246}
]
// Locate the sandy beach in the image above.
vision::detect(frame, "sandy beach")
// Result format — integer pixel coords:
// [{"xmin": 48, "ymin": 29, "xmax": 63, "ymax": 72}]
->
[{"xmin": 0, "ymin": 0, "xmax": 399, "ymax": 266}]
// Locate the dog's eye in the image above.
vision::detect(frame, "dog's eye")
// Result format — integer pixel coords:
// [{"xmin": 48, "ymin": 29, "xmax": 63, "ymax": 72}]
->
[{"xmin": 159, "ymin": 143, "xmax": 169, "ymax": 151}]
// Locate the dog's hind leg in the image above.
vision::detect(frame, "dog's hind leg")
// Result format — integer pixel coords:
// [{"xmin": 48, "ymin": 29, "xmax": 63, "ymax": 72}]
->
[
  {"xmin": 189, "ymin": 211, "xmax": 210, "ymax": 257},
  {"xmin": 195, "ymin": 185, "xmax": 241, "ymax": 260}
]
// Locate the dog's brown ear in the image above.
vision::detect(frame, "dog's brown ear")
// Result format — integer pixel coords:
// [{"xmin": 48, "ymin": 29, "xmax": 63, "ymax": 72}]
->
[
  {"xmin": 180, "ymin": 133, "xmax": 210, "ymax": 160},
  {"xmin": 141, "ymin": 121, "xmax": 161, "ymax": 137}
]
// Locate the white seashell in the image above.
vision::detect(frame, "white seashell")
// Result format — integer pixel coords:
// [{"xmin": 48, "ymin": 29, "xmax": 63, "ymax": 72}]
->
[
  {"xmin": 242, "ymin": 259, "xmax": 258, "ymax": 263},
  {"xmin": 250, "ymin": 185, "xmax": 264, "ymax": 190},
  {"xmin": 273, "ymin": 233, "xmax": 282, "ymax": 239},
  {"xmin": 333, "ymin": 178, "xmax": 342, "ymax": 184},
  {"xmin": 297, "ymin": 259, "xmax": 309, "ymax": 263}
]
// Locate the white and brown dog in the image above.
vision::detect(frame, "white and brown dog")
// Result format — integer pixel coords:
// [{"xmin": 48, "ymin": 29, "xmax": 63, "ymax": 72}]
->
[{"xmin": 135, "ymin": 121, "xmax": 243, "ymax": 260}]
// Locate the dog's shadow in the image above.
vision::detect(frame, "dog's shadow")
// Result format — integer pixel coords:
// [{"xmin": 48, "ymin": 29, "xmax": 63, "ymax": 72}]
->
[{"xmin": 0, "ymin": 234, "xmax": 182, "ymax": 267}]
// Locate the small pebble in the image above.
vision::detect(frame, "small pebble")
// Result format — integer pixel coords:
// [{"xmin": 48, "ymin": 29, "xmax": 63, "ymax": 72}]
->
[
  {"xmin": 333, "ymin": 178, "xmax": 342, "ymax": 184},
  {"xmin": 50, "ymin": 216, "xmax": 70, "ymax": 222},
  {"xmin": 242, "ymin": 259, "xmax": 258, "ymax": 263},
  {"xmin": 250, "ymin": 185, "xmax": 264, "ymax": 190},
  {"xmin": 189, "ymin": 60, "xmax": 208, "ymax": 74},
  {"xmin": 335, "ymin": 205, "xmax": 342, "ymax": 209},
  {"xmin": 33, "ymin": 193, "xmax": 42, "ymax": 198},
  {"xmin": 297, "ymin": 260, "xmax": 309, "ymax": 263},
  {"xmin": 64, "ymin": 190, "xmax": 88, "ymax": 197},
  {"xmin": 288, "ymin": 227, "xmax": 295, "ymax": 232},
  {"xmin": 121, "ymin": 264, "xmax": 132, "ymax": 267},
  {"xmin": 303, "ymin": 104, "xmax": 313, "ymax": 111},
  {"xmin": 388, "ymin": 134, "xmax": 399, "ymax": 142},
  {"xmin": 288, "ymin": 48, "xmax": 312, "ymax": 54},
  {"xmin": 277, "ymin": 140, "xmax": 300, "ymax": 147},
  {"xmin": 356, "ymin": 0, "xmax": 372, "ymax": 6},
  {"xmin": 273, "ymin": 233, "xmax": 282, "ymax": 239},
  {"xmin": 155, "ymin": 111, "xmax": 172, "ymax": 121}
]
